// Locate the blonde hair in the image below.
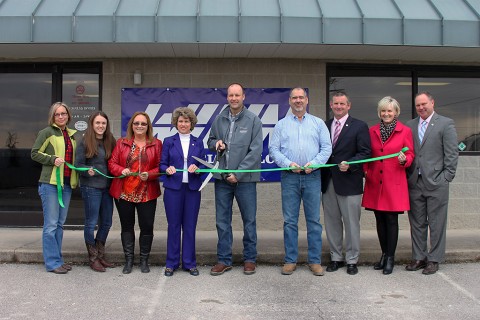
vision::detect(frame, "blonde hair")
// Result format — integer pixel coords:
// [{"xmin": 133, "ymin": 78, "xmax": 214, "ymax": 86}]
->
[{"xmin": 377, "ymin": 96, "xmax": 400, "ymax": 118}]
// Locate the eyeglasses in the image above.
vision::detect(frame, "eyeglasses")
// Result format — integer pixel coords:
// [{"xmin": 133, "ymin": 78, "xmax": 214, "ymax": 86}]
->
[
  {"xmin": 133, "ymin": 122, "xmax": 148, "ymax": 127},
  {"xmin": 54, "ymin": 112, "xmax": 68, "ymax": 118}
]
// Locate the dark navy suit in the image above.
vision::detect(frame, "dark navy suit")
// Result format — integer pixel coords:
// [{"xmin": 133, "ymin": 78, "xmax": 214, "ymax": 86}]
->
[
  {"xmin": 321, "ymin": 115, "xmax": 371, "ymax": 264},
  {"xmin": 160, "ymin": 133, "xmax": 205, "ymax": 270}
]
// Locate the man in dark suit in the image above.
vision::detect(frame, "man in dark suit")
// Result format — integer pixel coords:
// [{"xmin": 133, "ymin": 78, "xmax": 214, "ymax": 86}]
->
[
  {"xmin": 321, "ymin": 92, "xmax": 371, "ymax": 275},
  {"xmin": 405, "ymin": 92, "xmax": 459, "ymax": 275}
]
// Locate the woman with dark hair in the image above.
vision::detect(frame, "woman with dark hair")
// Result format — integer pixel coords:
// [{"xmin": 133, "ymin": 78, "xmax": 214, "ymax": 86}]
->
[
  {"xmin": 160, "ymin": 107, "xmax": 205, "ymax": 277},
  {"xmin": 362, "ymin": 96, "xmax": 414, "ymax": 275},
  {"xmin": 31, "ymin": 102, "xmax": 80, "ymax": 274},
  {"xmin": 108, "ymin": 111, "xmax": 162, "ymax": 274},
  {"xmin": 75, "ymin": 111, "xmax": 117, "ymax": 272}
]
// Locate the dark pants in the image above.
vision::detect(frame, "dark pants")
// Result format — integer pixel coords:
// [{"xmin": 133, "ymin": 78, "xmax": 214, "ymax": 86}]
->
[
  {"xmin": 115, "ymin": 198, "xmax": 157, "ymax": 237},
  {"xmin": 374, "ymin": 211, "xmax": 401, "ymax": 257}
]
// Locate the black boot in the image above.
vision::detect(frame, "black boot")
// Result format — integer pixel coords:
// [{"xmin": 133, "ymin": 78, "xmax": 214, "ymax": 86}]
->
[
  {"xmin": 139, "ymin": 235, "xmax": 153, "ymax": 273},
  {"xmin": 374, "ymin": 253, "xmax": 386, "ymax": 270},
  {"xmin": 383, "ymin": 256, "xmax": 394, "ymax": 275},
  {"xmin": 121, "ymin": 231, "xmax": 135, "ymax": 274}
]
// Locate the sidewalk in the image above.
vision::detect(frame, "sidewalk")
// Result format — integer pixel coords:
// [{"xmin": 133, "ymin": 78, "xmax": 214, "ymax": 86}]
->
[{"xmin": 1, "ymin": 228, "xmax": 479, "ymax": 266}]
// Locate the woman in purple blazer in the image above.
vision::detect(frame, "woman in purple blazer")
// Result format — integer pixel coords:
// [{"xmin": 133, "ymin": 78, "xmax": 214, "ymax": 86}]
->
[{"xmin": 160, "ymin": 107, "xmax": 205, "ymax": 277}]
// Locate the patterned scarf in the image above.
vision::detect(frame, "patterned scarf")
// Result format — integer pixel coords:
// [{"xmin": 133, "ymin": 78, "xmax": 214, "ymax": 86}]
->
[{"xmin": 380, "ymin": 118, "xmax": 397, "ymax": 143}]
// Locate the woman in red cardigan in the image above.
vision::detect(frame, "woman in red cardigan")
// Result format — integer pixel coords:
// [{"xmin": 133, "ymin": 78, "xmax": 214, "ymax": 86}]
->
[
  {"xmin": 108, "ymin": 111, "xmax": 162, "ymax": 274},
  {"xmin": 362, "ymin": 96, "xmax": 414, "ymax": 275}
]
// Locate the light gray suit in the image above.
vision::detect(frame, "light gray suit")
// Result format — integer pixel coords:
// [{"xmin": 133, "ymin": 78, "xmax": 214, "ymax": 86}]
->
[{"xmin": 406, "ymin": 112, "xmax": 458, "ymax": 263}]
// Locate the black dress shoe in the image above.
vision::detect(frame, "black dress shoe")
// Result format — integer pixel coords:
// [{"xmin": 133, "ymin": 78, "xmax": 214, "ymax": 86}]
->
[
  {"xmin": 326, "ymin": 261, "xmax": 345, "ymax": 272},
  {"xmin": 185, "ymin": 268, "xmax": 199, "ymax": 276},
  {"xmin": 346, "ymin": 264, "xmax": 358, "ymax": 275},
  {"xmin": 405, "ymin": 259, "xmax": 427, "ymax": 271},
  {"xmin": 422, "ymin": 261, "xmax": 439, "ymax": 275},
  {"xmin": 164, "ymin": 268, "xmax": 174, "ymax": 277}
]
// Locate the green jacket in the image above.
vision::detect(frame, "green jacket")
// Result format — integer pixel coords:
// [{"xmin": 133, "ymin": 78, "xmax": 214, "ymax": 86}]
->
[{"xmin": 31, "ymin": 124, "xmax": 80, "ymax": 188}]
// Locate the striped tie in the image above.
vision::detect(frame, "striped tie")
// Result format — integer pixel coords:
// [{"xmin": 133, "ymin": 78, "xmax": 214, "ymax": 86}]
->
[
  {"xmin": 332, "ymin": 120, "xmax": 341, "ymax": 147},
  {"xmin": 419, "ymin": 120, "xmax": 427, "ymax": 143}
]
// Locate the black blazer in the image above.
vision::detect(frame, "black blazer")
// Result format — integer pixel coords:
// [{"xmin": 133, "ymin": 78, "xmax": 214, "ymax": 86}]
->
[{"xmin": 321, "ymin": 116, "xmax": 371, "ymax": 196}]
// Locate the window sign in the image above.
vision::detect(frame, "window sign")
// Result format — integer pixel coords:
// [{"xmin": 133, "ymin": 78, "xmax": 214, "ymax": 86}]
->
[{"xmin": 62, "ymin": 74, "xmax": 100, "ymax": 132}]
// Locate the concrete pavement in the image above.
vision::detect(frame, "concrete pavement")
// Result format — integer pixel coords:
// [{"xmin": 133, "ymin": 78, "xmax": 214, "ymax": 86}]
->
[{"xmin": 1, "ymin": 228, "xmax": 479, "ymax": 266}]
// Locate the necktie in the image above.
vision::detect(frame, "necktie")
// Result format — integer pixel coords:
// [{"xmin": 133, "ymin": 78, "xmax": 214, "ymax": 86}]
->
[
  {"xmin": 419, "ymin": 120, "xmax": 427, "ymax": 143},
  {"xmin": 332, "ymin": 120, "xmax": 341, "ymax": 147}
]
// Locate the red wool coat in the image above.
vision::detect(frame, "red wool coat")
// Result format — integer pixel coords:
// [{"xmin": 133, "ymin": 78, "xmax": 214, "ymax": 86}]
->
[{"xmin": 361, "ymin": 121, "xmax": 414, "ymax": 212}]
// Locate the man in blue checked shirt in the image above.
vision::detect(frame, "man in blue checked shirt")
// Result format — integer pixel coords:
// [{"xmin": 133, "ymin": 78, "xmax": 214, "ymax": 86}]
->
[{"xmin": 269, "ymin": 87, "xmax": 332, "ymax": 276}]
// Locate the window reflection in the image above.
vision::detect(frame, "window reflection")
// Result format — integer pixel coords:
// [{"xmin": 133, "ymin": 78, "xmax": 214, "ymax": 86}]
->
[
  {"xmin": 329, "ymin": 76, "xmax": 411, "ymax": 126},
  {"xmin": 418, "ymin": 78, "xmax": 480, "ymax": 152}
]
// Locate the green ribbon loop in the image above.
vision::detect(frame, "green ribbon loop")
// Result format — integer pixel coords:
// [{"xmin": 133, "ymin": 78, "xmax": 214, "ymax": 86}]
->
[{"xmin": 55, "ymin": 147, "xmax": 408, "ymax": 207}]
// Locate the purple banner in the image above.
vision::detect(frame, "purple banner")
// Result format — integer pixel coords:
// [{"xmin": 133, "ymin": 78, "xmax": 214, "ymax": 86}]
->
[{"xmin": 121, "ymin": 87, "xmax": 295, "ymax": 181}]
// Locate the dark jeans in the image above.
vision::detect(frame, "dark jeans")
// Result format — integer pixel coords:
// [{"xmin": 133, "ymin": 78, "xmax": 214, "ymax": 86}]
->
[
  {"xmin": 115, "ymin": 198, "xmax": 157, "ymax": 237},
  {"xmin": 81, "ymin": 186, "xmax": 113, "ymax": 245}
]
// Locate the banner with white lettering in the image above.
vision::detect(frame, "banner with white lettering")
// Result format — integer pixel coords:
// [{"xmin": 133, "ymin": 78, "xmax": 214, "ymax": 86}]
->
[{"xmin": 121, "ymin": 87, "xmax": 294, "ymax": 181}]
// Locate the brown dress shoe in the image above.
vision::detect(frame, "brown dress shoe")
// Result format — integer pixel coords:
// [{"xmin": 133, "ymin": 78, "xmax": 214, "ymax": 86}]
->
[
  {"xmin": 244, "ymin": 262, "xmax": 256, "ymax": 275},
  {"xmin": 62, "ymin": 264, "xmax": 72, "ymax": 271},
  {"xmin": 422, "ymin": 261, "xmax": 439, "ymax": 275},
  {"xmin": 281, "ymin": 263, "xmax": 296, "ymax": 275},
  {"xmin": 50, "ymin": 266, "xmax": 68, "ymax": 274},
  {"xmin": 210, "ymin": 263, "xmax": 232, "ymax": 276},
  {"xmin": 308, "ymin": 264, "xmax": 325, "ymax": 276},
  {"xmin": 405, "ymin": 259, "xmax": 427, "ymax": 271}
]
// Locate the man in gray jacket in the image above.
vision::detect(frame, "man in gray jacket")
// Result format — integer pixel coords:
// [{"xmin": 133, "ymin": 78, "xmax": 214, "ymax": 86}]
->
[
  {"xmin": 207, "ymin": 83, "xmax": 263, "ymax": 276},
  {"xmin": 405, "ymin": 91, "xmax": 458, "ymax": 275}
]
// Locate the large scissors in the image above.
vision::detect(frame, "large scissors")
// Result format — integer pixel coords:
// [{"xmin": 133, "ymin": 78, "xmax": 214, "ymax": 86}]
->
[{"xmin": 192, "ymin": 149, "xmax": 221, "ymax": 191}]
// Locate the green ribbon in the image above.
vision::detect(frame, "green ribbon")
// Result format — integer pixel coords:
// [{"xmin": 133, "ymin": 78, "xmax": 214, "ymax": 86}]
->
[
  {"xmin": 55, "ymin": 147, "xmax": 408, "ymax": 207},
  {"xmin": 194, "ymin": 147, "xmax": 409, "ymax": 173}
]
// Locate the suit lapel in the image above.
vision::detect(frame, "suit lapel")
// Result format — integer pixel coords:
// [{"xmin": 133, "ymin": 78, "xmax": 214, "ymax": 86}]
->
[
  {"xmin": 187, "ymin": 136, "xmax": 196, "ymax": 160},
  {"xmin": 173, "ymin": 134, "xmax": 184, "ymax": 159}
]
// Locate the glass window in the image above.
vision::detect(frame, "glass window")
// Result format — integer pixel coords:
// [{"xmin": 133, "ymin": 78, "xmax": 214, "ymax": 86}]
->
[
  {"xmin": 0, "ymin": 73, "xmax": 51, "ymax": 223},
  {"xmin": 329, "ymin": 76, "xmax": 412, "ymax": 126},
  {"xmin": 418, "ymin": 78, "xmax": 480, "ymax": 152},
  {"xmin": 0, "ymin": 65, "xmax": 102, "ymax": 227},
  {"xmin": 328, "ymin": 64, "xmax": 480, "ymax": 152}
]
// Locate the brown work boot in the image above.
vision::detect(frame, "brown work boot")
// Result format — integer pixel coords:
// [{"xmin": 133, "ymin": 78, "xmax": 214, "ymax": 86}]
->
[
  {"xmin": 210, "ymin": 263, "xmax": 232, "ymax": 276},
  {"xmin": 244, "ymin": 262, "xmax": 256, "ymax": 275},
  {"xmin": 281, "ymin": 263, "xmax": 297, "ymax": 275},
  {"xmin": 308, "ymin": 264, "xmax": 325, "ymax": 276}
]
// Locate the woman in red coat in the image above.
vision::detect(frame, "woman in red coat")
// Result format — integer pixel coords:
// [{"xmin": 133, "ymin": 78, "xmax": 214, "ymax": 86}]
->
[
  {"xmin": 362, "ymin": 96, "xmax": 414, "ymax": 275},
  {"xmin": 108, "ymin": 111, "xmax": 162, "ymax": 274}
]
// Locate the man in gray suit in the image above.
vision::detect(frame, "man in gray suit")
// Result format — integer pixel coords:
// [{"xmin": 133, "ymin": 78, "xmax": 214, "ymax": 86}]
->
[{"xmin": 405, "ymin": 92, "xmax": 459, "ymax": 275}]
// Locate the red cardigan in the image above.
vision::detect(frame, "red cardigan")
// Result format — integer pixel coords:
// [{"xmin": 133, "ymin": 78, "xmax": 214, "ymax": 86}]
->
[
  {"xmin": 361, "ymin": 121, "xmax": 414, "ymax": 212},
  {"xmin": 108, "ymin": 138, "xmax": 162, "ymax": 200}
]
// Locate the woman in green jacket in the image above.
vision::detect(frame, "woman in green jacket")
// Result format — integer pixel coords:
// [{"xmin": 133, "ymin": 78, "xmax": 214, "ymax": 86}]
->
[{"xmin": 31, "ymin": 102, "xmax": 80, "ymax": 274}]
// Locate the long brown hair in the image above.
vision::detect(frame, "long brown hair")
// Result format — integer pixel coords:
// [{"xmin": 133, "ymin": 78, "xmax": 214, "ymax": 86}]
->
[
  {"xmin": 126, "ymin": 111, "xmax": 155, "ymax": 143},
  {"xmin": 84, "ymin": 111, "xmax": 116, "ymax": 159}
]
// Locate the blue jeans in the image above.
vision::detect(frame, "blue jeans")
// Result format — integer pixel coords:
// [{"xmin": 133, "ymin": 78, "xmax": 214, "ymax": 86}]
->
[
  {"xmin": 281, "ymin": 170, "xmax": 323, "ymax": 264},
  {"xmin": 38, "ymin": 183, "xmax": 72, "ymax": 271},
  {"xmin": 81, "ymin": 186, "xmax": 113, "ymax": 245},
  {"xmin": 214, "ymin": 180, "xmax": 257, "ymax": 266}
]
